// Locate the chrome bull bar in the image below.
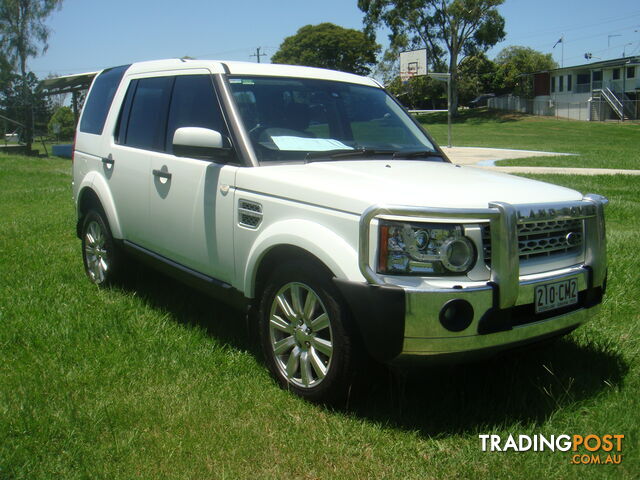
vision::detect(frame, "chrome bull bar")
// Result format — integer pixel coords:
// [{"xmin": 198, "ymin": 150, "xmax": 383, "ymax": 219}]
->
[{"xmin": 358, "ymin": 195, "xmax": 608, "ymax": 310}]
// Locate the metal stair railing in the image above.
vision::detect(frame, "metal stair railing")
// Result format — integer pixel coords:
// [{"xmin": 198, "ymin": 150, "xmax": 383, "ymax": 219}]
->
[
  {"xmin": 600, "ymin": 87, "xmax": 625, "ymax": 119},
  {"xmin": 618, "ymin": 91, "xmax": 636, "ymax": 119}
]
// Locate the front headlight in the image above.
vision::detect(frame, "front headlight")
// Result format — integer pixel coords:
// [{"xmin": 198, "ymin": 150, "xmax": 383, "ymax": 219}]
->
[{"xmin": 378, "ymin": 221, "xmax": 476, "ymax": 275}]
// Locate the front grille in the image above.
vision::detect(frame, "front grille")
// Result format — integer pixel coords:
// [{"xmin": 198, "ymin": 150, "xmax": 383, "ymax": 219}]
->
[{"xmin": 482, "ymin": 218, "xmax": 584, "ymax": 264}]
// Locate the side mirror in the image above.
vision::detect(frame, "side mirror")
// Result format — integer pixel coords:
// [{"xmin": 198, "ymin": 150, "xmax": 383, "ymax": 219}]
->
[{"xmin": 172, "ymin": 127, "xmax": 228, "ymax": 159}]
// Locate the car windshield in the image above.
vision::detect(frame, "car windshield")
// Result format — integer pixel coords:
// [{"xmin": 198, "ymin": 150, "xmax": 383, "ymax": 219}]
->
[{"xmin": 228, "ymin": 76, "xmax": 439, "ymax": 163}]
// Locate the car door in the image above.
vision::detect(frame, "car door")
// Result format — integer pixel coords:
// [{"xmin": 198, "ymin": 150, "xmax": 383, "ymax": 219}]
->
[
  {"xmin": 148, "ymin": 73, "xmax": 237, "ymax": 283},
  {"xmin": 108, "ymin": 75, "xmax": 174, "ymax": 246}
]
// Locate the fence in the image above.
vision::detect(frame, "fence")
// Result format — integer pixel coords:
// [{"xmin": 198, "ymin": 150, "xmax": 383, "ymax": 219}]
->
[
  {"xmin": 488, "ymin": 95, "xmax": 640, "ymax": 122},
  {"xmin": 1, "ymin": 105, "xmax": 70, "ymax": 156}
]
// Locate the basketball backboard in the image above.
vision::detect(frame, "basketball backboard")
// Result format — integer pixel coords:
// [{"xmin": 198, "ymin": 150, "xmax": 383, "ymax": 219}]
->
[{"xmin": 399, "ymin": 49, "xmax": 428, "ymax": 81}]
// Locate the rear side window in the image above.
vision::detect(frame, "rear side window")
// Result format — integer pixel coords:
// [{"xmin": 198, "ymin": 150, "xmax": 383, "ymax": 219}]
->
[
  {"xmin": 123, "ymin": 76, "xmax": 174, "ymax": 152},
  {"xmin": 165, "ymin": 75, "xmax": 228, "ymax": 153},
  {"xmin": 79, "ymin": 65, "xmax": 129, "ymax": 135}
]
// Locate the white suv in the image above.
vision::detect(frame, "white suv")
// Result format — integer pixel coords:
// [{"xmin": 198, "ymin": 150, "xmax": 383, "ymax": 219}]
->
[{"xmin": 73, "ymin": 59, "xmax": 607, "ymax": 403}]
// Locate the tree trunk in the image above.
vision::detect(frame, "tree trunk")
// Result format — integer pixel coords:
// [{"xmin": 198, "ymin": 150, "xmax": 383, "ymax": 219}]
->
[
  {"xmin": 448, "ymin": 51, "xmax": 459, "ymax": 117},
  {"xmin": 18, "ymin": 3, "xmax": 32, "ymax": 153},
  {"xmin": 20, "ymin": 56, "xmax": 33, "ymax": 153}
]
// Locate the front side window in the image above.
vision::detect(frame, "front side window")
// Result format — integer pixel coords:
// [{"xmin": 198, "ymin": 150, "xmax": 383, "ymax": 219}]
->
[
  {"xmin": 165, "ymin": 75, "xmax": 229, "ymax": 153},
  {"xmin": 613, "ymin": 68, "xmax": 620, "ymax": 80},
  {"xmin": 228, "ymin": 76, "xmax": 437, "ymax": 163},
  {"xmin": 627, "ymin": 66, "xmax": 635, "ymax": 79},
  {"xmin": 559, "ymin": 76, "xmax": 564, "ymax": 92}
]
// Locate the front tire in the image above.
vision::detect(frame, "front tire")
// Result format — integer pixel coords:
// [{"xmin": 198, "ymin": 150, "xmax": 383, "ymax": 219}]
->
[
  {"xmin": 258, "ymin": 262, "xmax": 357, "ymax": 403},
  {"xmin": 81, "ymin": 210, "xmax": 122, "ymax": 286}
]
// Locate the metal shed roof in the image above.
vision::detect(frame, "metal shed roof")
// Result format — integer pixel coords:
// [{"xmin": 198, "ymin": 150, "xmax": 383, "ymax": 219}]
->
[{"xmin": 39, "ymin": 71, "xmax": 99, "ymax": 95}]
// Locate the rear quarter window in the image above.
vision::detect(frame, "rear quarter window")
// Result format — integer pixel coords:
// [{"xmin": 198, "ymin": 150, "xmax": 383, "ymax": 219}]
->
[{"xmin": 79, "ymin": 65, "xmax": 129, "ymax": 135}]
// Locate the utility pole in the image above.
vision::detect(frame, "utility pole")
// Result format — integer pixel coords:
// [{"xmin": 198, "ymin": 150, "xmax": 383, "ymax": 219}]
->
[{"xmin": 250, "ymin": 47, "xmax": 267, "ymax": 63}]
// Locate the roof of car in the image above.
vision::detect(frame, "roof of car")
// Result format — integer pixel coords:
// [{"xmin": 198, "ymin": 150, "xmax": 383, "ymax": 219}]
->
[{"xmin": 123, "ymin": 59, "xmax": 381, "ymax": 88}]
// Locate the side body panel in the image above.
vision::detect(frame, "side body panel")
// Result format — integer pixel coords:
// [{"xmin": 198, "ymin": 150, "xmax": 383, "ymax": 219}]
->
[
  {"xmin": 148, "ymin": 153, "xmax": 237, "ymax": 282},
  {"xmin": 231, "ymin": 187, "xmax": 363, "ymax": 297}
]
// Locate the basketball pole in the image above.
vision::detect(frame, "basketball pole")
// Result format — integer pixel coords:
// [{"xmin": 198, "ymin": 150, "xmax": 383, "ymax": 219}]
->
[
  {"xmin": 447, "ymin": 75, "xmax": 452, "ymax": 148},
  {"xmin": 426, "ymin": 72, "xmax": 452, "ymax": 148},
  {"xmin": 400, "ymin": 49, "xmax": 452, "ymax": 148}
]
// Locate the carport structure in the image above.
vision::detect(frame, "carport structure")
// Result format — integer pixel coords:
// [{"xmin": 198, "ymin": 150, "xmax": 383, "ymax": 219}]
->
[{"xmin": 39, "ymin": 71, "xmax": 98, "ymax": 121}]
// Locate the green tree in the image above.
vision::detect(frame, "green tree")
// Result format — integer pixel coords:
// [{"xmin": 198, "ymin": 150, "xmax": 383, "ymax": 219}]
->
[
  {"xmin": 271, "ymin": 23, "xmax": 380, "ymax": 75},
  {"xmin": 457, "ymin": 53, "xmax": 497, "ymax": 105},
  {"xmin": 47, "ymin": 105, "xmax": 74, "ymax": 139},
  {"xmin": 494, "ymin": 46, "xmax": 557, "ymax": 97},
  {"xmin": 0, "ymin": 69, "xmax": 50, "ymax": 142},
  {"xmin": 359, "ymin": 0, "xmax": 505, "ymax": 115},
  {"xmin": 0, "ymin": 0, "xmax": 63, "ymax": 150},
  {"xmin": 387, "ymin": 75, "xmax": 447, "ymax": 110}
]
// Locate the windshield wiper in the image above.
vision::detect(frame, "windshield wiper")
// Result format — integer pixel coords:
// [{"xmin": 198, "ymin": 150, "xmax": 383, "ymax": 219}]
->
[
  {"xmin": 305, "ymin": 148, "xmax": 397, "ymax": 163},
  {"xmin": 392, "ymin": 150, "xmax": 443, "ymax": 160}
]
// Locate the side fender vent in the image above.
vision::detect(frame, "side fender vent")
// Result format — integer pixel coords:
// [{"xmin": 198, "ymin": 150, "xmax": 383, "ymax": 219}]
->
[{"xmin": 238, "ymin": 199, "xmax": 263, "ymax": 229}]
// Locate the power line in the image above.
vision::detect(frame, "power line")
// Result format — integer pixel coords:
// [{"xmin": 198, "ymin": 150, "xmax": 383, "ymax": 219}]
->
[
  {"xmin": 506, "ymin": 11, "xmax": 640, "ymax": 42},
  {"xmin": 563, "ymin": 40, "xmax": 640, "ymax": 64},
  {"xmin": 250, "ymin": 47, "xmax": 268, "ymax": 63}
]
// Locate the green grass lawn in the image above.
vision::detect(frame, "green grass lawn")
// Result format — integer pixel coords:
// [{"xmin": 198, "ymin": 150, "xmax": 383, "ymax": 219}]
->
[
  {"xmin": 1, "ymin": 155, "xmax": 638, "ymax": 479},
  {"xmin": 418, "ymin": 109, "xmax": 640, "ymax": 170}
]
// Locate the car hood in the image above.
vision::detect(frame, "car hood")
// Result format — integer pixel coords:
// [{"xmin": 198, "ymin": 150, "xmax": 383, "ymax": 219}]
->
[{"xmin": 235, "ymin": 160, "xmax": 583, "ymax": 215}]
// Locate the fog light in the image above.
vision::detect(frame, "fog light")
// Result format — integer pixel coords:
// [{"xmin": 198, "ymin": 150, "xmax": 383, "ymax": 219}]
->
[{"xmin": 439, "ymin": 299, "xmax": 474, "ymax": 332}]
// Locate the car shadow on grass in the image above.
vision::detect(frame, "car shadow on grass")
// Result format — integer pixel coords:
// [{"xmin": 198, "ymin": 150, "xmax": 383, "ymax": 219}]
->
[
  {"xmin": 116, "ymin": 261, "xmax": 627, "ymax": 437},
  {"xmin": 117, "ymin": 261, "xmax": 257, "ymax": 355},
  {"xmin": 346, "ymin": 338, "xmax": 628, "ymax": 436}
]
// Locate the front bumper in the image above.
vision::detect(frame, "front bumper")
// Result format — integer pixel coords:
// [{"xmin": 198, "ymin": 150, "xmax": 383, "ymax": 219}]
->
[
  {"xmin": 337, "ymin": 195, "xmax": 607, "ymax": 364},
  {"xmin": 399, "ymin": 265, "xmax": 603, "ymax": 361},
  {"xmin": 335, "ymin": 266, "xmax": 604, "ymax": 363}
]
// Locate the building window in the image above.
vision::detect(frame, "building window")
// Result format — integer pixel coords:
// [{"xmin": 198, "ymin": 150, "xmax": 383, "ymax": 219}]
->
[
  {"xmin": 559, "ymin": 75, "xmax": 564, "ymax": 92},
  {"xmin": 592, "ymin": 71, "xmax": 602, "ymax": 81},
  {"xmin": 613, "ymin": 68, "xmax": 620, "ymax": 80},
  {"xmin": 628, "ymin": 66, "xmax": 636, "ymax": 79},
  {"xmin": 576, "ymin": 73, "xmax": 590, "ymax": 93},
  {"xmin": 551, "ymin": 77, "xmax": 556, "ymax": 92},
  {"xmin": 567, "ymin": 74, "xmax": 572, "ymax": 91}
]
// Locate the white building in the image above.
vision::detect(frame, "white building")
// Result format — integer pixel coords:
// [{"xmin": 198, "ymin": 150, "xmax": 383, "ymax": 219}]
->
[{"xmin": 533, "ymin": 55, "xmax": 640, "ymax": 121}]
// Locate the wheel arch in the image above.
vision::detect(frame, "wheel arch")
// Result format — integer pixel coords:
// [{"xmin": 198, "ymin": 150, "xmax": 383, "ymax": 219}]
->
[
  {"xmin": 76, "ymin": 173, "xmax": 122, "ymax": 239},
  {"xmin": 242, "ymin": 219, "xmax": 362, "ymax": 299},
  {"xmin": 253, "ymin": 244, "xmax": 335, "ymax": 302}
]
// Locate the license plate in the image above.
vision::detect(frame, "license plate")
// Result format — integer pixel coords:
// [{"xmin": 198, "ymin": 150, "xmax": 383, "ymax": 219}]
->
[{"xmin": 534, "ymin": 278, "xmax": 578, "ymax": 313}]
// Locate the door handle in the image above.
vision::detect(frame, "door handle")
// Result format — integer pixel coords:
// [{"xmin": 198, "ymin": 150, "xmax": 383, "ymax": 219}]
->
[
  {"xmin": 102, "ymin": 156, "xmax": 114, "ymax": 166},
  {"xmin": 152, "ymin": 169, "xmax": 172, "ymax": 180}
]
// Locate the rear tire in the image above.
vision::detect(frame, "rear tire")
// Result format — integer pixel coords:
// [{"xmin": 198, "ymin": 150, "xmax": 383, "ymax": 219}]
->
[
  {"xmin": 258, "ymin": 261, "xmax": 357, "ymax": 404},
  {"xmin": 81, "ymin": 209, "xmax": 122, "ymax": 286}
]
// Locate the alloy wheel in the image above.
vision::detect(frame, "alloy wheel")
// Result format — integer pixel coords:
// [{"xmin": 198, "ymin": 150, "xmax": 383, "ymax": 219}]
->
[
  {"xmin": 84, "ymin": 220, "xmax": 109, "ymax": 284},
  {"xmin": 268, "ymin": 282, "xmax": 334, "ymax": 388}
]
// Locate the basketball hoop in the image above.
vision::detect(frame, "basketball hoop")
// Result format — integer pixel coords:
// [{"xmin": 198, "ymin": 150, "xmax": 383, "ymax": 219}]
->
[{"xmin": 400, "ymin": 70, "xmax": 417, "ymax": 84}]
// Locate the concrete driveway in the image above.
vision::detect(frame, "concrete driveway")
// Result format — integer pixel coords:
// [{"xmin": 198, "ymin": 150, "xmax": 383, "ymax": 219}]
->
[{"xmin": 440, "ymin": 146, "xmax": 640, "ymax": 176}]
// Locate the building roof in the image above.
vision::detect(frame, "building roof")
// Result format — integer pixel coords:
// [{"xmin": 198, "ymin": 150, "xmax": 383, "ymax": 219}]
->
[{"xmin": 536, "ymin": 55, "xmax": 640, "ymax": 74}]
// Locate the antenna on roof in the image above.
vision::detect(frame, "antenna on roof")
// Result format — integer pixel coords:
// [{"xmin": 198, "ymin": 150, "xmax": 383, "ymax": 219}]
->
[{"xmin": 553, "ymin": 35, "xmax": 564, "ymax": 67}]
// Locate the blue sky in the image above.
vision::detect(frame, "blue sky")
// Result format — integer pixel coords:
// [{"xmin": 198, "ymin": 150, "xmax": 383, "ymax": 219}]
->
[{"xmin": 29, "ymin": 0, "xmax": 640, "ymax": 78}]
